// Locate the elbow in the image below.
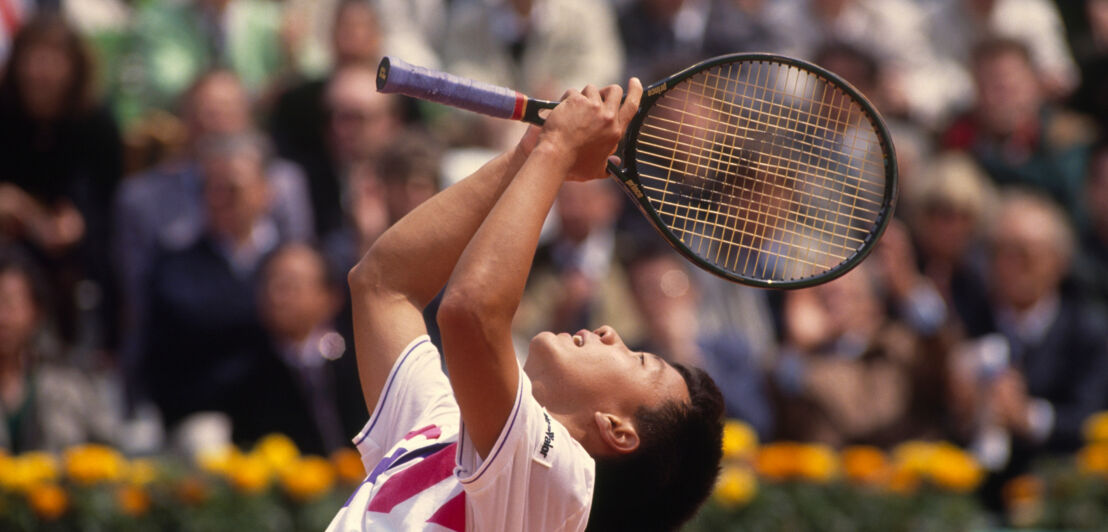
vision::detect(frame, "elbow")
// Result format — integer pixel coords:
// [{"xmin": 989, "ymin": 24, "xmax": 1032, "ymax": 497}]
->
[
  {"xmin": 348, "ymin": 241, "xmax": 395, "ymax": 296},
  {"xmin": 437, "ymin": 282, "xmax": 511, "ymax": 338}
]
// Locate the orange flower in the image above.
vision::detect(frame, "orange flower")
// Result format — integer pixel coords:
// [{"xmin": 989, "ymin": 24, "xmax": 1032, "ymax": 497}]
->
[
  {"xmin": 176, "ymin": 476, "xmax": 208, "ymax": 506},
  {"xmin": 227, "ymin": 453, "xmax": 272, "ymax": 494},
  {"xmin": 1083, "ymin": 411, "xmax": 1108, "ymax": 443},
  {"xmin": 280, "ymin": 456, "xmax": 337, "ymax": 501},
  {"xmin": 26, "ymin": 483, "xmax": 68, "ymax": 521},
  {"xmin": 1077, "ymin": 443, "xmax": 1108, "ymax": 477},
  {"xmin": 1003, "ymin": 475, "xmax": 1044, "ymax": 506},
  {"xmin": 331, "ymin": 448, "xmax": 366, "ymax": 485},
  {"xmin": 841, "ymin": 446, "xmax": 889, "ymax": 486},
  {"xmin": 116, "ymin": 485, "xmax": 151, "ymax": 517},
  {"xmin": 754, "ymin": 442, "xmax": 802, "ymax": 482}
]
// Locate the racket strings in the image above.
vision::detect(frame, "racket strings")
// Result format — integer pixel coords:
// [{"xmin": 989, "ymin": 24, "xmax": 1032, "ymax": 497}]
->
[{"xmin": 634, "ymin": 60, "xmax": 890, "ymax": 282}]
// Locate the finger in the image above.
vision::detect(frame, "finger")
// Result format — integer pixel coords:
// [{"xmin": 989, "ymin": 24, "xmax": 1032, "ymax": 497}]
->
[
  {"xmin": 608, "ymin": 155, "xmax": 621, "ymax": 167},
  {"xmin": 619, "ymin": 77, "xmax": 643, "ymax": 124},
  {"xmin": 581, "ymin": 84, "xmax": 601, "ymax": 102},
  {"xmin": 599, "ymin": 84, "xmax": 623, "ymax": 112},
  {"xmin": 559, "ymin": 89, "xmax": 575, "ymax": 102}
]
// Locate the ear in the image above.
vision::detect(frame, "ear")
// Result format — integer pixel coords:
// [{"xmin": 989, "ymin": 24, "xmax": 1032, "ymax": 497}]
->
[{"xmin": 593, "ymin": 412, "xmax": 640, "ymax": 454}]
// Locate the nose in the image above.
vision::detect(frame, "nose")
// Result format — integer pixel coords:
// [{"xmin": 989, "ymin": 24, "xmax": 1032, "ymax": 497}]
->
[{"xmin": 593, "ymin": 325, "xmax": 621, "ymax": 346}]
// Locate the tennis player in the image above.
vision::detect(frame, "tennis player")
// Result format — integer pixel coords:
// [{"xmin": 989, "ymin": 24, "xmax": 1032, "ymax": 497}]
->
[{"xmin": 327, "ymin": 79, "xmax": 724, "ymax": 532}]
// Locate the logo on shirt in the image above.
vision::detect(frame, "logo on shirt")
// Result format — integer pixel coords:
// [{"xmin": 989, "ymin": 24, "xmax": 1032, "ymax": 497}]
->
[{"xmin": 540, "ymin": 412, "xmax": 555, "ymax": 459}]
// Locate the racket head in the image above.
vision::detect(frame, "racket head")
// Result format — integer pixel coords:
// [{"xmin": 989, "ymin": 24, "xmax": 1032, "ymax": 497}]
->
[{"xmin": 614, "ymin": 53, "xmax": 898, "ymax": 289}]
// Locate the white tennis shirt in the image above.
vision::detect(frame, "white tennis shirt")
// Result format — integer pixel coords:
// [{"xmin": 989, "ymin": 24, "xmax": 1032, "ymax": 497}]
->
[{"xmin": 327, "ymin": 336, "xmax": 595, "ymax": 532}]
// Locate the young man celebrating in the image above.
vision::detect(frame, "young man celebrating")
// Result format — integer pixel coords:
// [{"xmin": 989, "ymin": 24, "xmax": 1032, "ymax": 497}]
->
[{"xmin": 328, "ymin": 78, "xmax": 724, "ymax": 532}]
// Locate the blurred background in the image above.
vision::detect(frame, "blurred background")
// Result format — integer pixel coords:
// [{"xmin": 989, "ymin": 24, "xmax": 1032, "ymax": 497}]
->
[{"xmin": 3, "ymin": 0, "xmax": 1108, "ymax": 529}]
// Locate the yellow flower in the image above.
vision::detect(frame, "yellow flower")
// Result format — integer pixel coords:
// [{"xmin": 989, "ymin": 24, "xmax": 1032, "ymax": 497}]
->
[
  {"xmin": 116, "ymin": 485, "xmax": 151, "ymax": 517},
  {"xmin": 227, "ymin": 453, "xmax": 272, "ymax": 494},
  {"xmin": 1077, "ymin": 443, "xmax": 1108, "ymax": 477},
  {"xmin": 926, "ymin": 444, "xmax": 983, "ymax": 493},
  {"xmin": 1, "ymin": 452, "xmax": 60, "ymax": 492},
  {"xmin": 1084, "ymin": 412, "xmax": 1108, "ymax": 443},
  {"xmin": 127, "ymin": 458, "xmax": 158, "ymax": 487},
  {"xmin": 280, "ymin": 456, "xmax": 337, "ymax": 501},
  {"xmin": 714, "ymin": 465, "xmax": 758, "ymax": 508},
  {"xmin": 841, "ymin": 446, "xmax": 889, "ymax": 487},
  {"xmin": 721, "ymin": 420, "xmax": 758, "ymax": 462},
  {"xmin": 196, "ymin": 445, "xmax": 241, "ymax": 476},
  {"xmin": 891, "ymin": 441, "xmax": 937, "ymax": 477},
  {"xmin": 63, "ymin": 445, "xmax": 126, "ymax": 485},
  {"xmin": 795, "ymin": 444, "xmax": 838, "ymax": 483},
  {"xmin": 254, "ymin": 434, "xmax": 300, "ymax": 475},
  {"xmin": 331, "ymin": 448, "xmax": 366, "ymax": 485},
  {"xmin": 26, "ymin": 483, "xmax": 68, "ymax": 521}
]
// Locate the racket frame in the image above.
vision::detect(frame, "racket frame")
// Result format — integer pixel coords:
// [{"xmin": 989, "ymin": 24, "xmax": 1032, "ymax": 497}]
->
[
  {"xmin": 613, "ymin": 53, "xmax": 898, "ymax": 289},
  {"xmin": 377, "ymin": 53, "xmax": 898, "ymax": 289}
]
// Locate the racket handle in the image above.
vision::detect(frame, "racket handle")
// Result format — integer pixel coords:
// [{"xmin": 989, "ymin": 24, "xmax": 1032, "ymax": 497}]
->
[{"xmin": 377, "ymin": 56, "xmax": 530, "ymax": 121}]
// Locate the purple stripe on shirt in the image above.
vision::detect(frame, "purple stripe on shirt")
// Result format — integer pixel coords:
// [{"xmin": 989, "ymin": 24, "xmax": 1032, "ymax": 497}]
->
[
  {"xmin": 354, "ymin": 338, "xmax": 431, "ymax": 446},
  {"xmin": 459, "ymin": 378, "xmax": 524, "ymax": 485}
]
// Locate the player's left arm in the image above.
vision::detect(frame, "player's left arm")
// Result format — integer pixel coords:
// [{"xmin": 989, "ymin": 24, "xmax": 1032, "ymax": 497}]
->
[{"xmin": 437, "ymin": 80, "xmax": 642, "ymax": 458}]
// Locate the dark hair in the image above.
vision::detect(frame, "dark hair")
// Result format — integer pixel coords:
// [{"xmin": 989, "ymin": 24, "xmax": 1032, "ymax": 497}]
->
[
  {"xmin": 971, "ymin": 36, "xmax": 1034, "ymax": 70},
  {"xmin": 0, "ymin": 11, "xmax": 94, "ymax": 117},
  {"xmin": 586, "ymin": 364, "xmax": 724, "ymax": 532}
]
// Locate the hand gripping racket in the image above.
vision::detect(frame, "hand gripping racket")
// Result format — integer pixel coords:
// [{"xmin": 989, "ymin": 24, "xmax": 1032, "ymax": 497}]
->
[{"xmin": 377, "ymin": 54, "xmax": 897, "ymax": 288}]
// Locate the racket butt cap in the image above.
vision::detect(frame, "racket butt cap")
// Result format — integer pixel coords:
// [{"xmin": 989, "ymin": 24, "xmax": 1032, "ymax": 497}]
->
[{"xmin": 376, "ymin": 57, "xmax": 391, "ymax": 92}]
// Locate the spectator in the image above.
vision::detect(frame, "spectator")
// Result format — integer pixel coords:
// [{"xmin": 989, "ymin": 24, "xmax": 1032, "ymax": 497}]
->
[
  {"xmin": 268, "ymin": 0, "xmax": 386, "ymax": 237},
  {"xmin": 771, "ymin": 263, "xmax": 950, "ymax": 447},
  {"xmin": 515, "ymin": 180, "xmax": 646, "ymax": 349},
  {"xmin": 625, "ymin": 240, "xmax": 773, "ymax": 439},
  {"xmin": 950, "ymin": 189, "xmax": 1108, "ymax": 508},
  {"xmin": 442, "ymin": 0, "xmax": 623, "ymax": 99},
  {"xmin": 140, "ymin": 132, "xmax": 294, "ymax": 444},
  {"xmin": 1074, "ymin": 138, "xmax": 1108, "ymax": 302},
  {"xmin": 941, "ymin": 38, "xmax": 1095, "ymax": 227},
  {"xmin": 928, "ymin": 0, "xmax": 1079, "ymax": 100},
  {"xmin": 618, "ymin": 0, "xmax": 782, "ymax": 81},
  {"xmin": 0, "ymin": 12, "xmax": 122, "ymax": 352},
  {"xmin": 905, "ymin": 153, "xmax": 997, "ymax": 337},
  {"xmin": 372, "ymin": 0, "xmax": 445, "ymax": 70},
  {"xmin": 126, "ymin": 0, "xmax": 288, "ymax": 113},
  {"xmin": 253, "ymin": 243, "xmax": 364, "ymax": 454},
  {"xmin": 0, "ymin": 247, "xmax": 119, "ymax": 453},
  {"xmin": 114, "ymin": 70, "xmax": 312, "ymax": 401},
  {"xmin": 764, "ymin": 0, "xmax": 964, "ymax": 126}
]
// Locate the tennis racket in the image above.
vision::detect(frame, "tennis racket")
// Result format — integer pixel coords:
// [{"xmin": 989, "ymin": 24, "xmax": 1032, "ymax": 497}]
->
[{"xmin": 377, "ymin": 54, "xmax": 897, "ymax": 288}]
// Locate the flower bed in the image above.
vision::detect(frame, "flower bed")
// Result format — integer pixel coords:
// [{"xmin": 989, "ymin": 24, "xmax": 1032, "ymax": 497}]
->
[{"xmin": 5, "ymin": 415, "xmax": 1108, "ymax": 531}]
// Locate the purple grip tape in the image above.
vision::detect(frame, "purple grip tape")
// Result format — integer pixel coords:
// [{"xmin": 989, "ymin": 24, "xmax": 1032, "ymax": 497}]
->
[{"xmin": 377, "ymin": 57, "xmax": 520, "ymax": 119}]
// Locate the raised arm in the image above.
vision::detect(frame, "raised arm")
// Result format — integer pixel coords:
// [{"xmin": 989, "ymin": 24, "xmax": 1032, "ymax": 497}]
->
[
  {"xmin": 437, "ymin": 80, "xmax": 642, "ymax": 457},
  {"xmin": 349, "ymin": 136, "xmax": 534, "ymax": 415}
]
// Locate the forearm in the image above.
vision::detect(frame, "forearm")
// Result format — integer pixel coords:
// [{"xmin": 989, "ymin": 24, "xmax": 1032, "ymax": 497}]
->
[
  {"xmin": 350, "ymin": 142, "xmax": 529, "ymax": 306},
  {"xmin": 442, "ymin": 144, "xmax": 572, "ymax": 323}
]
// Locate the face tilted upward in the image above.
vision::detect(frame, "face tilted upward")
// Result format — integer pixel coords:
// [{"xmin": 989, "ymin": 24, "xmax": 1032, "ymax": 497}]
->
[{"xmin": 524, "ymin": 325, "xmax": 690, "ymax": 424}]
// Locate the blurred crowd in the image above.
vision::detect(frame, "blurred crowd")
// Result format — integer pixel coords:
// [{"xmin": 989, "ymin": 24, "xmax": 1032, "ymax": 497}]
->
[{"xmin": 1, "ymin": 0, "xmax": 1108, "ymax": 517}]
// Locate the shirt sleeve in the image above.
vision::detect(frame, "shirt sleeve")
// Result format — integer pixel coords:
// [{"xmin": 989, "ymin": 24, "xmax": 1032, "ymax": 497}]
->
[
  {"xmin": 351, "ymin": 336, "xmax": 458, "ymax": 470},
  {"xmin": 455, "ymin": 369, "xmax": 595, "ymax": 532}
]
